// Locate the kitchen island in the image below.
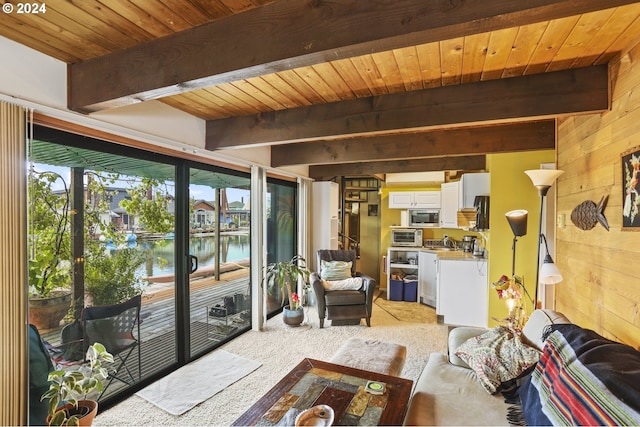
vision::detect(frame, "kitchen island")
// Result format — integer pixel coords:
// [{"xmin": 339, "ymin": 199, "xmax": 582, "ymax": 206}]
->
[{"xmin": 387, "ymin": 247, "xmax": 488, "ymax": 328}]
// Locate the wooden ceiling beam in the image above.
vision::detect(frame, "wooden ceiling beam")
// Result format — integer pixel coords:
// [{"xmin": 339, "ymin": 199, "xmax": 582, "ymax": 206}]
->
[
  {"xmin": 272, "ymin": 121, "xmax": 555, "ymax": 166},
  {"xmin": 309, "ymin": 156, "xmax": 487, "ymax": 180},
  {"xmin": 68, "ymin": 0, "xmax": 628, "ymax": 113},
  {"xmin": 208, "ymin": 66, "xmax": 606, "ymax": 150},
  {"xmin": 275, "ymin": 122, "xmax": 554, "ymax": 166}
]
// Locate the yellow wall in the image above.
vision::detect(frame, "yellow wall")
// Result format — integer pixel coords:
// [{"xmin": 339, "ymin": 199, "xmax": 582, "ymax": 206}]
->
[{"xmin": 486, "ymin": 151, "xmax": 556, "ymax": 326}]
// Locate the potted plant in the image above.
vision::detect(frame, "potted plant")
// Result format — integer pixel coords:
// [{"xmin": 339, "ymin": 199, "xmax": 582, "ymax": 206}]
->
[
  {"xmin": 41, "ymin": 343, "xmax": 113, "ymax": 426},
  {"xmin": 263, "ymin": 255, "xmax": 310, "ymax": 326},
  {"xmin": 28, "ymin": 170, "xmax": 73, "ymax": 330}
]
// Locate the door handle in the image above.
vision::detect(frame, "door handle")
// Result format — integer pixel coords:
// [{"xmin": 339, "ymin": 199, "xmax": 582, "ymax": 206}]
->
[{"xmin": 189, "ymin": 255, "xmax": 198, "ymax": 274}]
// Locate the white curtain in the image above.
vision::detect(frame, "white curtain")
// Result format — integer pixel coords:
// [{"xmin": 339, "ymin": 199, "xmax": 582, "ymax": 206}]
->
[{"xmin": 0, "ymin": 101, "xmax": 28, "ymax": 426}]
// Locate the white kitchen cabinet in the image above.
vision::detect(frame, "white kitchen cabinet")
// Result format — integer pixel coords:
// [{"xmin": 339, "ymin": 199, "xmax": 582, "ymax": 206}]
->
[
  {"xmin": 311, "ymin": 182, "xmax": 339, "ymax": 271},
  {"xmin": 418, "ymin": 251, "xmax": 438, "ymax": 307},
  {"xmin": 439, "ymin": 182, "xmax": 459, "ymax": 228},
  {"xmin": 438, "ymin": 258, "xmax": 488, "ymax": 328},
  {"xmin": 459, "ymin": 172, "xmax": 490, "ymax": 209},
  {"xmin": 388, "ymin": 191, "xmax": 441, "ymax": 209}
]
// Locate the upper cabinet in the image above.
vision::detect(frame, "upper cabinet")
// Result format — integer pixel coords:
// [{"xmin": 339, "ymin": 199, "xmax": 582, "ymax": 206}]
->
[
  {"xmin": 458, "ymin": 173, "xmax": 490, "ymax": 209},
  {"xmin": 388, "ymin": 191, "xmax": 441, "ymax": 209},
  {"xmin": 439, "ymin": 182, "xmax": 460, "ymax": 228},
  {"xmin": 440, "ymin": 173, "xmax": 490, "ymax": 229}
]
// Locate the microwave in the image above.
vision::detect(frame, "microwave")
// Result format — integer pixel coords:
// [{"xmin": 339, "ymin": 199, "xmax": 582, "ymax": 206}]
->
[
  {"xmin": 408, "ymin": 209, "xmax": 440, "ymax": 227},
  {"xmin": 391, "ymin": 228, "xmax": 423, "ymax": 247}
]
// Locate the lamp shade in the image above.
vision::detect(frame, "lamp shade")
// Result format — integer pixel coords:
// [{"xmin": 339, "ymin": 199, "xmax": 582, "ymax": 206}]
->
[
  {"xmin": 505, "ymin": 210, "xmax": 528, "ymax": 237},
  {"xmin": 540, "ymin": 254, "xmax": 563, "ymax": 284},
  {"xmin": 525, "ymin": 169, "xmax": 564, "ymax": 187}
]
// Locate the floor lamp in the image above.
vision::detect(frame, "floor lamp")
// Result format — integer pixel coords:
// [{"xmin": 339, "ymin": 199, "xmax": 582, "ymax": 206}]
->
[
  {"xmin": 505, "ymin": 209, "xmax": 528, "ymax": 277},
  {"xmin": 505, "ymin": 209, "xmax": 534, "ymax": 307},
  {"xmin": 525, "ymin": 169, "xmax": 564, "ymax": 308}
]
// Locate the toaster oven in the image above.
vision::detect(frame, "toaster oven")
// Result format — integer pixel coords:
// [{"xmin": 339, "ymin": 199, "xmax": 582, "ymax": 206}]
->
[{"xmin": 391, "ymin": 228, "xmax": 423, "ymax": 247}]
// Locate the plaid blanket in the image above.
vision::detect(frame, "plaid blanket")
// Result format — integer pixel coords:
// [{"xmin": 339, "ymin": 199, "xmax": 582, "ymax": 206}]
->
[{"xmin": 519, "ymin": 324, "xmax": 640, "ymax": 426}]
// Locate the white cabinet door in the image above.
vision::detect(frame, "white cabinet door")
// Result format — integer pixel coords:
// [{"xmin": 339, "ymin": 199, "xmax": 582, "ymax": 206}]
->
[
  {"xmin": 439, "ymin": 182, "xmax": 459, "ymax": 228},
  {"xmin": 413, "ymin": 191, "xmax": 441, "ymax": 208},
  {"xmin": 388, "ymin": 192, "xmax": 415, "ymax": 209},
  {"xmin": 438, "ymin": 259, "xmax": 488, "ymax": 328},
  {"xmin": 459, "ymin": 173, "xmax": 490, "ymax": 209},
  {"xmin": 418, "ymin": 251, "xmax": 438, "ymax": 307},
  {"xmin": 389, "ymin": 191, "xmax": 441, "ymax": 209}
]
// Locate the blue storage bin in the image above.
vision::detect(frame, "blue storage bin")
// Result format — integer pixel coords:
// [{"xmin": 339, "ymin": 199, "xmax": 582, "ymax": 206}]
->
[
  {"xmin": 388, "ymin": 279, "xmax": 404, "ymax": 301},
  {"xmin": 403, "ymin": 280, "xmax": 418, "ymax": 302}
]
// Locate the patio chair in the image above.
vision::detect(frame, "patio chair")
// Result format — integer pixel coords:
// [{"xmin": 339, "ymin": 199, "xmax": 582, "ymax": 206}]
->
[{"xmin": 81, "ymin": 294, "xmax": 142, "ymax": 397}]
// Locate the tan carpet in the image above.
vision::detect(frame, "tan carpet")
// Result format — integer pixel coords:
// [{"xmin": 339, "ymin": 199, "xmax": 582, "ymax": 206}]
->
[
  {"xmin": 94, "ymin": 296, "xmax": 448, "ymax": 426},
  {"xmin": 374, "ymin": 292, "xmax": 437, "ymax": 323}
]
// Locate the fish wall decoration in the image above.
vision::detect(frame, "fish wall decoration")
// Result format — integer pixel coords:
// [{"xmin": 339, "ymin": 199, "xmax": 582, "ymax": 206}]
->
[{"xmin": 571, "ymin": 195, "xmax": 610, "ymax": 231}]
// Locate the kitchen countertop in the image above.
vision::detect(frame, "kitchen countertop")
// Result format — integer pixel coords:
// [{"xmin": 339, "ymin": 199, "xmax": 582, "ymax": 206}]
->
[{"xmin": 388, "ymin": 246, "xmax": 487, "ymax": 261}]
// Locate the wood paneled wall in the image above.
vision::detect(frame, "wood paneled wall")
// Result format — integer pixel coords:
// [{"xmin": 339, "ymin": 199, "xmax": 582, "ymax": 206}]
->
[{"xmin": 556, "ymin": 37, "xmax": 640, "ymax": 349}]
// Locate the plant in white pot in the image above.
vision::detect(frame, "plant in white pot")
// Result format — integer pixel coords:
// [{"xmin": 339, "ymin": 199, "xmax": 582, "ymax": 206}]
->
[
  {"xmin": 263, "ymin": 255, "xmax": 310, "ymax": 326},
  {"xmin": 42, "ymin": 343, "xmax": 113, "ymax": 426}
]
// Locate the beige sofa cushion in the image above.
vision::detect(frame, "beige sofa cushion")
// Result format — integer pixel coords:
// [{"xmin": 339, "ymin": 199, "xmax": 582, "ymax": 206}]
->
[
  {"xmin": 403, "ymin": 353, "xmax": 508, "ymax": 426},
  {"xmin": 521, "ymin": 309, "xmax": 570, "ymax": 350}
]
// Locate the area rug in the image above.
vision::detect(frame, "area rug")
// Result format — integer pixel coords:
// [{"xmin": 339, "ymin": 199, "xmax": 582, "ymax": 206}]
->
[{"xmin": 135, "ymin": 349, "xmax": 261, "ymax": 415}]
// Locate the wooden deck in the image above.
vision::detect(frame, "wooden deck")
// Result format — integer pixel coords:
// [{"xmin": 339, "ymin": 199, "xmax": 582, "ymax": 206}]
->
[{"xmin": 41, "ymin": 270, "xmax": 252, "ymax": 402}]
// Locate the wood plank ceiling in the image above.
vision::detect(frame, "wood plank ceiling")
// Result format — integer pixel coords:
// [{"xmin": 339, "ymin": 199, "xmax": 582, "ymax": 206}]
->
[{"xmin": 2, "ymin": 0, "xmax": 640, "ymax": 179}]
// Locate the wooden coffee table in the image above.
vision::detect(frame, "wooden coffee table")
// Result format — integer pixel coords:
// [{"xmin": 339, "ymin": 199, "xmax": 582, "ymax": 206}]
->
[{"xmin": 232, "ymin": 358, "xmax": 413, "ymax": 426}]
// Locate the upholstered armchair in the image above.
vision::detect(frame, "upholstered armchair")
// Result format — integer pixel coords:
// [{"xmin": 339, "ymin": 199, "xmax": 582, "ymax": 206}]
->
[{"xmin": 311, "ymin": 249, "xmax": 377, "ymax": 328}]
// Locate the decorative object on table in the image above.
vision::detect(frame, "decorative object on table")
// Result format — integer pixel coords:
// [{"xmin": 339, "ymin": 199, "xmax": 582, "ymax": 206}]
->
[
  {"xmin": 525, "ymin": 168, "xmax": 564, "ymax": 308},
  {"xmin": 365, "ymin": 381, "xmax": 387, "ymax": 395},
  {"xmin": 262, "ymin": 255, "xmax": 310, "ymax": 326},
  {"xmin": 42, "ymin": 343, "xmax": 113, "ymax": 426},
  {"xmin": 295, "ymin": 404, "xmax": 335, "ymax": 426},
  {"xmin": 571, "ymin": 195, "xmax": 610, "ymax": 231},
  {"xmin": 622, "ymin": 146, "xmax": 640, "ymax": 229},
  {"xmin": 491, "ymin": 274, "xmax": 529, "ymax": 331}
]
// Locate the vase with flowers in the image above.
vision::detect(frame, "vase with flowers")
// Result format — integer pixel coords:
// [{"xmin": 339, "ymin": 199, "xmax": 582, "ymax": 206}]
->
[
  {"xmin": 263, "ymin": 255, "xmax": 310, "ymax": 326},
  {"xmin": 491, "ymin": 274, "xmax": 532, "ymax": 332}
]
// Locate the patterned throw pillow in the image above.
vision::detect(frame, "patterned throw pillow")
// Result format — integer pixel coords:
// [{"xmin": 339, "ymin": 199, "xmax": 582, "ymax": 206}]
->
[
  {"xmin": 454, "ymin": 326, "xmax": 541, "ymax": 394},
  {"xmin": 320, "ymin": 260, "xmax": 352, "ymax": 281}
]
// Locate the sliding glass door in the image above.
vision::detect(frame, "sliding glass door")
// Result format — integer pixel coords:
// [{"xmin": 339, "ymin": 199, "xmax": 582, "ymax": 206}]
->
[
  {"xmin": 27, "ymin": 129, "xmax": 179, "ymax": 403},
  {"xmin": 265, "ymin": 179, "xmax": 297, "ymax": 316},
  {"xmin": 27, "ymin": 124, "xmax": 299, "ymax": 408},
  {"xmin": 187, "ymin": 165, "xmax": 251, "ymax": 357}
]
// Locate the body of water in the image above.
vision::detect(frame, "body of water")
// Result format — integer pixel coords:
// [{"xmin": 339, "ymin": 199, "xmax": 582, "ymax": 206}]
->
[{"xmin": 135, "ymin": 234, "xmax": 250, "ymax": 278}]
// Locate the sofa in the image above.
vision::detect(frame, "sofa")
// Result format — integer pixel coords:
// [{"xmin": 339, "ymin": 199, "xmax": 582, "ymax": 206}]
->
[{"xmin": 403, "ymin": 309, "xmax": 640, "ymax": 426}]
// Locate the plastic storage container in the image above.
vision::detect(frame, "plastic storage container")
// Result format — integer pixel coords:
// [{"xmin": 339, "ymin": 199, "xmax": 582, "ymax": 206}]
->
[
  {"xmin": 388, "ymin": 279, "xmax": 404, "ymax": 301},
  {"xmin": 403, "ymin": 279, "xmax": 418, "ymax": 302}
]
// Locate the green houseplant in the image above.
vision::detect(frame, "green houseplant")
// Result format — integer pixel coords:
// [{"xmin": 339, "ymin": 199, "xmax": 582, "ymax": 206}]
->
[
  {"xmin": 263, "ymin": 255, "xmax": 310, "ymax": 325},
  {"xmin": 28, "ymin": 170, "xmax": 73, "ymax": 330},
  {"xmin": 41, "ymin": 343, "xmax": 113, "ymax": 426}
]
